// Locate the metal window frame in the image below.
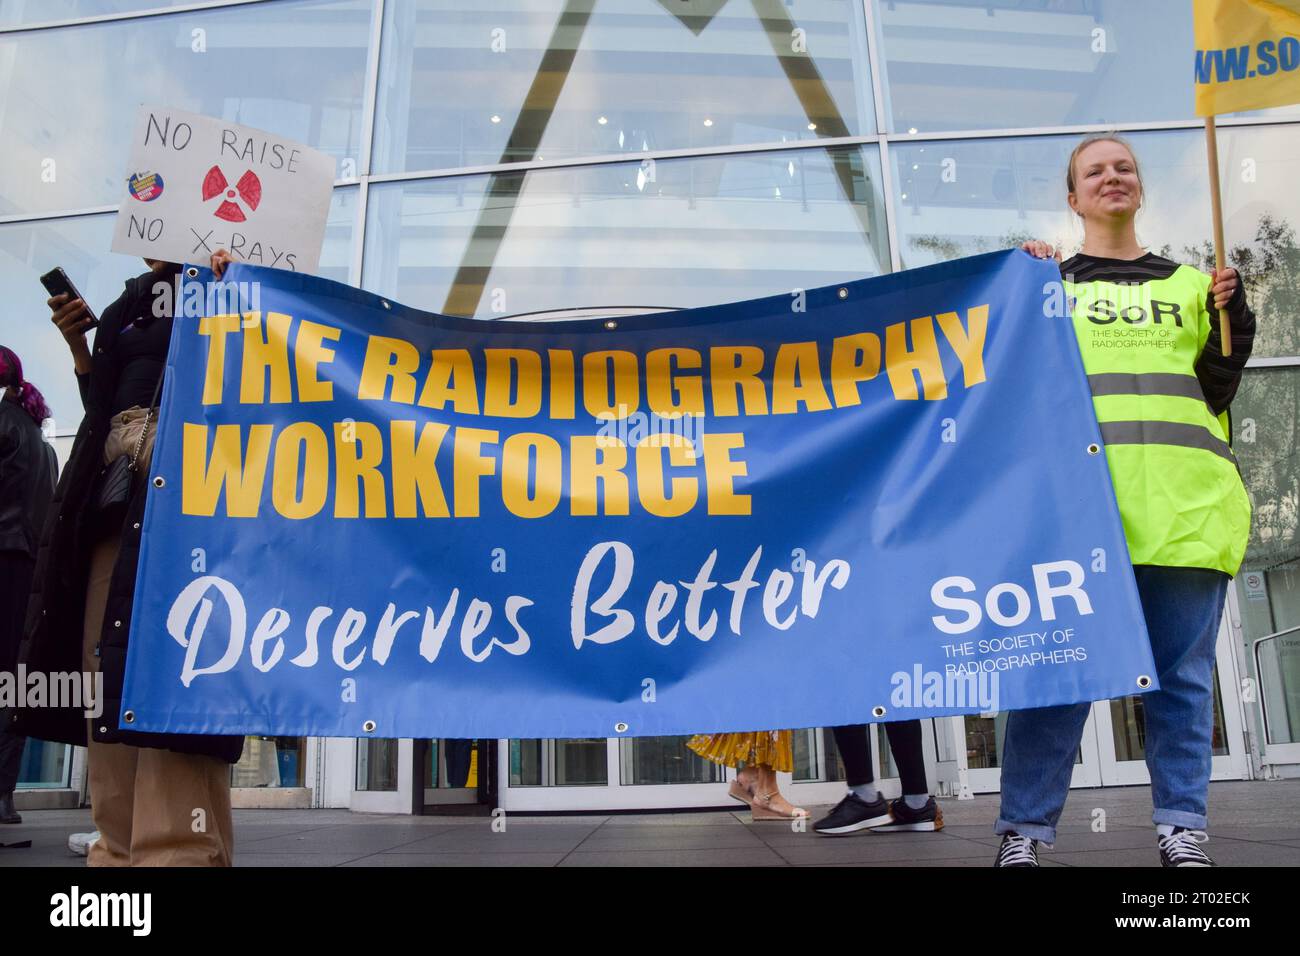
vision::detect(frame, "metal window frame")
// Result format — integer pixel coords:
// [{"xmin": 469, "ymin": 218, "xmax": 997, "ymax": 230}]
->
[{"xmin": 0, "ymin": 0, "xmax": 285, "ymax": 34}]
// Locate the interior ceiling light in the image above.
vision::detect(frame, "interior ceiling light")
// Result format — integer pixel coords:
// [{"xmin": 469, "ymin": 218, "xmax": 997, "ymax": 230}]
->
[
  {"xmin": 598, "ymin": 116, "xmax": 608, "ymax": 124},
  {"xmin": 490, "ymin": 115, "xmax": 501, "ymax": 123},
  {"xmin": 703, "ymin": 118, "xmax": 713, "ymax": 126}
]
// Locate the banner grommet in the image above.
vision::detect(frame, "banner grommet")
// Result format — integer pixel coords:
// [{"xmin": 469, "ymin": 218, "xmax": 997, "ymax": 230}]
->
[
  {"xmin": 604, "ymin": 319, "xmax": 618, "ymax": 330},
  {"xmin": 837, "ymin": 287, "xmax": 848, "ymax": 299},
  {"xmin": 1086, "ymin": 443, "xmax": 1101, "ymax": 455},
  {"xmin": 153, "ymin": 476, "xmax": 165, "ymax": 488},
  {"xmin": 1136, "ymin": 675, "xmax": 1152, "ymax": 689},
  {"xmin": 185, "ymin": 266, "xmax": 199, "ymax": 279},
  {"xmin": 362, "ymin": 719, "xmax": 376, "ymax": 733},
  {"xmin": 614, "ymin": 722, "xmax": 629, "ymax": 733},
  {"xmin": 123, "ymin": 710, "xmax": 135, "ymax": 723},
  {"xmin": 871, "ymin": 705, "xmax": 886, "ymax": 718}
]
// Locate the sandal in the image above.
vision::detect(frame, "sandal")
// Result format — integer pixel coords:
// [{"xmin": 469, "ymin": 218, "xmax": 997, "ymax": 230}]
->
[
  {"xmin": 728, "ymin": 768, "xmax": 758, "ymax": 808},
  {"xmin": 750, "ymin": 790, "xmax": 809, "ymax": 821}
]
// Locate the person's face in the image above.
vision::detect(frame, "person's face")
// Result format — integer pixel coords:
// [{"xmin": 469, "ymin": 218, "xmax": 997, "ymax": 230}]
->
[{"xmin": 1068, "ymin": 140, "xmax": 1142, "ymax": 224}]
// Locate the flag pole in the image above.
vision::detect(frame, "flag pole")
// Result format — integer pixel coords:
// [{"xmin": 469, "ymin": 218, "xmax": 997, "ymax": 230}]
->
[{"xmin": 1204, "ymin": 114, "xmax": 1232, "ymax": 357}]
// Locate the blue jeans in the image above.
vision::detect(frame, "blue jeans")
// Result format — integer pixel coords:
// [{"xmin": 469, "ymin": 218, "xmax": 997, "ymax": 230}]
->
[{"xmin": 996, "ymin": 565, "xmax": 1228, "ymax": 843}]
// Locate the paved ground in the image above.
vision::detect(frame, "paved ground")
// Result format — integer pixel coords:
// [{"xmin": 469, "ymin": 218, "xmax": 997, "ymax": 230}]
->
[{"xmin": 3, "ymin": 780, "xmax": 1298, "ymax": 867}]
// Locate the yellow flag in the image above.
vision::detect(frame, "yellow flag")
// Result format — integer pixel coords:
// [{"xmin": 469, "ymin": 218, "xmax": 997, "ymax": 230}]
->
[{"xmin": 1194, "ymin": 0, "xmax": 1300, "ymax": 116}]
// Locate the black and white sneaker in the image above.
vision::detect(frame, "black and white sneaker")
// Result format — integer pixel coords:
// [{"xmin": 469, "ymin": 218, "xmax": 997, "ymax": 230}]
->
[
  {"xmin": 994, "ymin": 832, "xmax": 1039, "ymax": 867},
  {"xmin": 1158, "ymin": 828, "xmax": 1215, "ymax": 867},
  {"xmin": 813, "ymin": 792, "xmax": 892, "ymax": 835},
  {"xmin": 871, "ymin": 796, "xmax": 944, "ymax": 832}
]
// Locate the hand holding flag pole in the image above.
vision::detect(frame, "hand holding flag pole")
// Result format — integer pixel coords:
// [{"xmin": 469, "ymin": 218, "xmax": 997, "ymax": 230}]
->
[
  {"xmin": 1192, "ymin": 0, "xmax": 1300, "ymax": 358},
  {"xmin": 1203, "ymin": 115, "xmax": 1232, "ymax": 357}
]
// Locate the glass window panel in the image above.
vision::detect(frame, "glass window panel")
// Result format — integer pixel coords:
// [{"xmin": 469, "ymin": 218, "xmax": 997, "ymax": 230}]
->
[
  {"xmin": 0, "ymin": 185, "xmax": 356, "ymax": 437},
  {"xmin": 556, "ymin": 738, "xmax": 607, "ymax": 786},
  {"xmin": 507, "ymin": 738, "xmax": 607, "ymax": 786},
  {"xmin": 876, "ymin": 724, "xmax": 896, "ymax": 779},
  {"xmin": 374, "ymin": 0, "xmax": 874, "ymax": 174},
  {"xmin": 892, "ymin": 125, "xmax": 1300, "ymax": 356},
  {"xmin": 231, "ymin": 736, "xmax": 306, "ymax": 786},
  {"xmin": 1217, "ymin": 126, "xmax": 1300, "ymax": 359},
  {"xmin": 0, "ymin": 213, "xmax": 140, "ymax": 434},
  {"xmin": 963, "ymin": 713, "xmax": 1003, "ymax": 769},
  {"xmin": 0, "ymin": 0, "xmax": 372, "ymax": 216},
  {"xmin": 509, "ymin": 738, "xmax": 544, "ymax": 787},
  {"xmin": 873, "ymin": 0, "xmax": 1300, "ymax": 134},
  {"xmin": 792, "ymin": 728, "xmax": 816, "ymax": 780},
  {"xmin": 0, "ymin": 1, "xmax": 206, "ymax": 26},
  {"xmin": 792, "ymin": 728, "xmax": 847, "ymax": 782},
  {"xmin": 1110, "ymin": 668, "xmax": 1230, "ymax": 759},
  {"xmin": 964, "ymin": 712, "xmax": 1081, "ymax": 768},
  {"xmin": 17, "ymin": 739, "xmax": 70, "ymax": 789},
  {"xmin": 1235, "ymin": 368, "xmax": 1300, "ymax": 571},
  {"xmin": 355, "ymin": 738, "xmax": 398, "ymax": 790},
  {"xmin": 363, "ymin": 145, "xmax": 888, "ymax": 318},
  {"xmin": 619, "ymin": 736, "xmax": 722, "ymax": 785}
]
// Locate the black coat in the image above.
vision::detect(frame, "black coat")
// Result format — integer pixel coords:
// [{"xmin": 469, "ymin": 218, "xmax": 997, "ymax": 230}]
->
[{"xmin": 11, "ymin": 269, "xmax": 243, "ymax": 763}]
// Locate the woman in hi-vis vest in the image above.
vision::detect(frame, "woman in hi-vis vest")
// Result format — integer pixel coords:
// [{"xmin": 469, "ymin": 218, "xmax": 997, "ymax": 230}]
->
[{"xmin": 999, "ymin": 135, "xmax": 1255, "ymax": 868}]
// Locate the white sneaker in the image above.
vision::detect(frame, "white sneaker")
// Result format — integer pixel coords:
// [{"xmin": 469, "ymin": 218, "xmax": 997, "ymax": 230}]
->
[{"xmin": 68, "ymin": 831, "xmax": 100, "ymax": 856}]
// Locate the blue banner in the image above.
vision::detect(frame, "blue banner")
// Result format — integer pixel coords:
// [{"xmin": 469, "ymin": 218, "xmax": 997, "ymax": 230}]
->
[{"xmin": 121, "ymin": 250, "xmax": 1156, "ymax": 741}]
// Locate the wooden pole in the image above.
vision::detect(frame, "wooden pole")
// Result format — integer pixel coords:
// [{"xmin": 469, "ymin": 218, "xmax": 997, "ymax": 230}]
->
[{"xmin": 1204, "ymin": 115, "xmax": 1233, "ymax": 357}]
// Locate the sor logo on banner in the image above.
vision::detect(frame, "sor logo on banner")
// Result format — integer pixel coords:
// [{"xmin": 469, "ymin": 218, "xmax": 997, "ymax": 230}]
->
[
  {"xmin": 127, "ymin": 171, "xmax": 164, "ymax": 202},
  {"xmin": 202, "ymin": 165, "xmax": 262, "ymax": 223}
]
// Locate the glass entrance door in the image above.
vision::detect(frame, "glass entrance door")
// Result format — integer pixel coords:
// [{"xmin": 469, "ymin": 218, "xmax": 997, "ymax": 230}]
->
[
  {"xmin": 955, "ymin": 710, "xmax": 1104, "ymax": 793},
  {"xmin": 423, "ymin": 739, "xmax": 482, "ymax": 806},
  {"xmin": 1092, "ymin": 614, "xmax": 1248, "ymax": 785},
  {"xmin": 1235, "ymin": 568, "xmax": 1300, "ymax": 771}
]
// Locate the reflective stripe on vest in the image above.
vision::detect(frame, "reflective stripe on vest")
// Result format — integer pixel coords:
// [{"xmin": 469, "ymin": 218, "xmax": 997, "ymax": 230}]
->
[
  {"xmin": 1086, "ymin": 372, "xmax": 1232, "ymax": 461},
  {"xmin": 1098, "ymin": 420, "xmax": 1237, "ymax": 465},
  {"xmin": 1086, "ymin": 371, "xmax": 1208, "ymax": 403}
]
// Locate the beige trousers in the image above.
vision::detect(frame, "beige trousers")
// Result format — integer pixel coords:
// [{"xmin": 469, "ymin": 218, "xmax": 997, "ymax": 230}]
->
[{"xmin": 82, "ymin": 406, "xmax": 234, "ymax": 867}]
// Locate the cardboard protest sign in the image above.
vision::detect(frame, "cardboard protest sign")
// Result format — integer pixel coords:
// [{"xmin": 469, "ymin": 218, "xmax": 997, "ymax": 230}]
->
[{"xmin": 110, "ymin": 106, "xmax": 336, "ymax": 274}]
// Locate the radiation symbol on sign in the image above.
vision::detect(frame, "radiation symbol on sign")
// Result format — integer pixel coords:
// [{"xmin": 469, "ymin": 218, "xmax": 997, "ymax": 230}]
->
[{"xmin": 201, "ymin": 165, "xmax": 262, "ymax": 222}]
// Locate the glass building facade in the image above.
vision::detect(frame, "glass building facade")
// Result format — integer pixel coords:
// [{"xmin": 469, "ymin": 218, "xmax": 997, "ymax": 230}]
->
[{"xmin": 4, "ymin": 0, "xmax": 1297, "ymax": 810}]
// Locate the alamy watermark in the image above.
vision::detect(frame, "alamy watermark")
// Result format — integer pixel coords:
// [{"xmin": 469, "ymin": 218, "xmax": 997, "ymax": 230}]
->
[
  {"xmin": 889, "ymin": 664, "xmax": 999, "ymax": 712},
  {"xmin": 152, "ymin": 274, "xmax": 262, "ymax": 321},
  {"xmin": 1, "ymin": 667, "xmax": 103, "ymax": 719},
  {"xmin": 595, "ymin": 404, "xmax": 706, "ymax": 449}
]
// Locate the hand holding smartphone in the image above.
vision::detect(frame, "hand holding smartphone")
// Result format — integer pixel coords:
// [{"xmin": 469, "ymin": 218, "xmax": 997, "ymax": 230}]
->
[{"xmin": 41, "ymin": 266, "xmax": 99, "ymax": 331}]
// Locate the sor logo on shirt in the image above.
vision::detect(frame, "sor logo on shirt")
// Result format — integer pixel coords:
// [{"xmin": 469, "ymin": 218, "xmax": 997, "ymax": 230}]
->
[{"xmin": 1084, "ymin": 298, "xmax": 1184, "ymax": 328}]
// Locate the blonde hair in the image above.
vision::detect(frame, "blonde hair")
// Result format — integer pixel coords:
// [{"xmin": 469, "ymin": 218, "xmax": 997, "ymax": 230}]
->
[{"xmin": 1066, "ymin": 134, "xmax": 1145, "ymax": 201}]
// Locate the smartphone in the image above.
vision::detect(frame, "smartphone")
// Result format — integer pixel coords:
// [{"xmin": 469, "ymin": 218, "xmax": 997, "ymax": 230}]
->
[{"xmin": 39, "ymin": 267, "xmax": 99, "ymax": 329}]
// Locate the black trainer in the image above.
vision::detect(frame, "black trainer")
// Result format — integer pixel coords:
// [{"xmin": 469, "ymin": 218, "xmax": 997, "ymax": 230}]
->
[
  {"xmin": 1158, "ymin": 828, "xmax": 1215, "ymax": 867},
  {"xmin": 813, "ymin": 792, "xmax": 892, "ymax": 835},
  {"xmin": 994, "ymin": 832, "xmax": 1039, "ymax": 867},
  {"xmin": 871, "ymin": 796, "xmax": 943, "ymax": 833}
]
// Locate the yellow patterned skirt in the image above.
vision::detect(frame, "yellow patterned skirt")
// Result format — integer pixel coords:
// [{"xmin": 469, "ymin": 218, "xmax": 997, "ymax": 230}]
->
[{"xmin": 686, "ymin": 731, "xmax": 793, "ymax": 773}]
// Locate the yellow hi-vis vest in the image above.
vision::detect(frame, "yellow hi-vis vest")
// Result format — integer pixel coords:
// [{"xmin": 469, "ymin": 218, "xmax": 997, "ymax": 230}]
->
[{"xmin": 1062, "ymin": 253, "xmax": 1251, "ymax": 576}]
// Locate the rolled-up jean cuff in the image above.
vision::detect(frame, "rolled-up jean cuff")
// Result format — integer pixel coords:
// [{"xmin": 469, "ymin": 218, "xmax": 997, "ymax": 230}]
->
[
  {"xmin": 1153, "ymin": 809, "xmax": 1207, "ymax": 831},
  {"xmin": 995, "ymin": 817, "xmax": 1056, "ymax": 845}
]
